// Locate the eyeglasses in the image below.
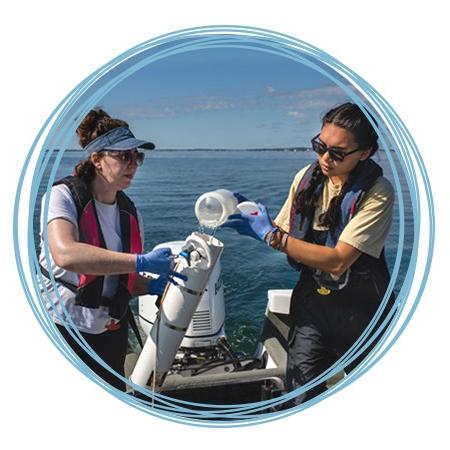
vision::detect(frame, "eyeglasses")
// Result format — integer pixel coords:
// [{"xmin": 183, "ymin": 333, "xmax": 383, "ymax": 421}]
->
[
  {"xmin": 311, "ymin": 134, "xmax": 363, "ymax": 162},
  {"xmin": 101, "ymin": 150, "xmax": 145, "ymax": 166}
]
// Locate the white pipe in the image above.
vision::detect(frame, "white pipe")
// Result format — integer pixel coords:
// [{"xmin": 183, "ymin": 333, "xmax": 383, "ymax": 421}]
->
[{"xmin": 130, "ymin": 232, "xmax": 224, "ymax": 388}]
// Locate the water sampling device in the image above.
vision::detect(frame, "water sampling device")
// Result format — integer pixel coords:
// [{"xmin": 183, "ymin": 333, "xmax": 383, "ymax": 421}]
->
[
  {"xmin": 129, "ymin": 191, "xmax": 288, "ymax": 404},
  {"xmin": 130, "ymin": 232, "xmax": 224, "ymax": 387}
]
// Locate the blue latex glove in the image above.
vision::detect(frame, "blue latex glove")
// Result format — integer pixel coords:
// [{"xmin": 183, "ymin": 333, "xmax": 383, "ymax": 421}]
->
[
  {"xmin": 221, "ymin": 203, "xmax": 276, "ymax": 241},
  {"xmin": 148, "ymin": 272, "xmax": 184, "ymax": 296},
  {"xmin": 136, "ymin": 248, "xmax": 187, "ymax": 282},
  {"xmin": 233, "ymin": 192, "xmax": 250, "ymax": 204},
  {"xmin": 148, "ymin": 275, "xmax": 170, "ymax": 296}
]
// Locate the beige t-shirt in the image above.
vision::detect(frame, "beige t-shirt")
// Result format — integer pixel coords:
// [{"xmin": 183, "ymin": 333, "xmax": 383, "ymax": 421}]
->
[{"xmin": 274, "ymin": 164, "xmax": 394, "ymax": 258}]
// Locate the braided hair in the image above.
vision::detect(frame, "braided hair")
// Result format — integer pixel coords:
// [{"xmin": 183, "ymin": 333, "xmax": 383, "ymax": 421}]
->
[
  {"xmin": 294, "ymin": 103, "xmax": 379, "ymax": 235},
  {"xmin": 74, "ymin": 108, "xmax": 129, "ymax": 184}
]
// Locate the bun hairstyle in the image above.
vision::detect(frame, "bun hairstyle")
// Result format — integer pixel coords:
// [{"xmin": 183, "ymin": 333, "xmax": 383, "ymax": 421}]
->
[
  {"xmin": 294, "ymin": 102, "xmax": 379, "ymax": 234},
  {"xmin": 74, "ymin": 108, "xmax": 129, "ymax": 183}
]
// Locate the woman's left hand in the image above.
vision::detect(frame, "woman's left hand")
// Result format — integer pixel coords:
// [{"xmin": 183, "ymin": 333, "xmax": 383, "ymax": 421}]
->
[
  {"xmin": 148, "ymin": 275, "xmax": 170, "ymax": 296},
  {"xmin": 148, "ymin": 272, "xmax": 185, "ymax": 296},
  {"xmin": 221, "ymin": 203, "xmax": 276, "ymax": 242}
]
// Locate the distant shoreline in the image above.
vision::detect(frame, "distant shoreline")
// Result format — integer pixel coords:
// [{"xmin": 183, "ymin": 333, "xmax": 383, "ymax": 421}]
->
[
  {"xmin": 48, "ymin": 147, "xmax": 393, "ymax": 152},
  {"xmin": 52, "ymin": 147, "xmax": 311, "ymax": 152}
]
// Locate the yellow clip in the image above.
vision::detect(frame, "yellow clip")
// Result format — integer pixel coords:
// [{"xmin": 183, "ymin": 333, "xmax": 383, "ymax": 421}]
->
[{"xmin": 317, "ymin": 286, "xmax": 331, "ymax": 296}]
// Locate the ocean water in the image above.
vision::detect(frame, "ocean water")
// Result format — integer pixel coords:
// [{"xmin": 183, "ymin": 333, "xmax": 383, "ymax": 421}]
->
[{"xmin": 34, "ymin": 150, "xmax": 413, "ymax": 354}]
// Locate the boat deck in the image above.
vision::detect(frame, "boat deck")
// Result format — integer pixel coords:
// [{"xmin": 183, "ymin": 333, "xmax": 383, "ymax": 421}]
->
[{"xmin": 124, "ymin": 309, "xmax": 291, "ymax": 404}]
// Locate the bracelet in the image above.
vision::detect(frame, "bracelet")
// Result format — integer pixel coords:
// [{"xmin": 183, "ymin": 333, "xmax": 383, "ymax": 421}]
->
[
  {"xmin": 279, "ymin": 230, "xmax": 289, "ymax": 252},
  {"xmin": 284, "ymin": 231, "xmax": 289, "ymax": 252},
  {"xmin": 264, "ymin": 228, "xmax": 277, "ymax": 246},
  {"xmin": 272, "ymin": 229, "xmax": 282, "ymax": 250},
  {"xmin": 274, "ymin": 229, "xmax": 288, "ymax": 252},
  {"xmin": 265, "ymin": 227, "xmax": 289, "ymax": 252}
]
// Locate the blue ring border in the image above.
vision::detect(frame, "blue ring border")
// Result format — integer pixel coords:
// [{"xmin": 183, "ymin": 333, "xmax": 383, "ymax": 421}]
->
[{"xmin": 13, "ymin": 25, "xmax": 434, "ymax": 427}]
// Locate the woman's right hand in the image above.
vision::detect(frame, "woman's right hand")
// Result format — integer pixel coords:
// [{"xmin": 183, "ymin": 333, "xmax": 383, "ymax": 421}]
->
[{"xmin": 136, "ymin": 248, "xmax": 187, "ymax": 282}]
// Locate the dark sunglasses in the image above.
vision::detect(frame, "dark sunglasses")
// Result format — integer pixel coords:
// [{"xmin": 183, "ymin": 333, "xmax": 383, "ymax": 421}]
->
[
  {"xmin": 101, "ymin": 150, "xmax": 145, "ymax": 166},
  {"xmin": 311, "ymin": 134, "xmax": 363, "ymax": 162}
]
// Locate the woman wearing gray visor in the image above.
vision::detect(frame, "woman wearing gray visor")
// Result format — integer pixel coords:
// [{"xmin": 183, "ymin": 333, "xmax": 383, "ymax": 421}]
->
[{"xmin": 39, "ymin": 108, "xmax": 186, "ymax": 391}]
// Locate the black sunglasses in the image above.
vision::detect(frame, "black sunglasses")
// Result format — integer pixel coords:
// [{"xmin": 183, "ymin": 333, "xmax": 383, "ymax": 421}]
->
[
  {"xmin": 101, "ymin": 150, "xmax": 145, "ymax": 166},
  {"xmin": 311, "ymin": 134, "xmax": 363, "ymax": 162}
]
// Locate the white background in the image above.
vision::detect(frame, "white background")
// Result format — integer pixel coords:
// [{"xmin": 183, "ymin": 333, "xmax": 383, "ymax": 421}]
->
[{"xmin": 2, "ymin": 1, "xmax": 448, "ymax": 448}]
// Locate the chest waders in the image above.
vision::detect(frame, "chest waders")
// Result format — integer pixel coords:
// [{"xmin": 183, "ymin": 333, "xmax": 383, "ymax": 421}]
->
[{"xmin": 285, "ymin": 161, "xmax": 395, "ymax": 406}]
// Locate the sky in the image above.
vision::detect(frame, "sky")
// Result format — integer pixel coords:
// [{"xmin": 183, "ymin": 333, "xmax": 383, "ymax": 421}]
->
[
  {"xmin": 6, "ymin": 2, "xmax": 447, "ymax": 447},
  {"xmin": 72, "ymin": 46, "xmax": 354, "ymax": 150}
]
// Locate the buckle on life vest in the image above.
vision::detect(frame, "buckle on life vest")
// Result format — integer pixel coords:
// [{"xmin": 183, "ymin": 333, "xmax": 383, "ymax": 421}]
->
[
  {"xmin": 105, "ymin": 320, "xmax": 121, "ymax": 331},
  {"xmin": 317, "ymin": 286, "xmax": 331, "ymax": 296}
]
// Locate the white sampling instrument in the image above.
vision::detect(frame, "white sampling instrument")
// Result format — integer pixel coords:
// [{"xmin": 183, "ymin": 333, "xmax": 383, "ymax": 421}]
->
[{"xmin": 130, "ymin": 232, "xmax": 224, "ymax": 388}]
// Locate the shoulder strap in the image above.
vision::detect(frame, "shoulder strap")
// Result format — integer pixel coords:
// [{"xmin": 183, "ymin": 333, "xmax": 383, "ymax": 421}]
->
[
  {"xmin": 326, "ymin": 159, "xmax": 383, "ymax": 247},
  {"xmin": 39, "ymin": 263, "xmax": 78, "ymax": 292},
  {"xmin": 116, "ymin": 191, "xmax": 139, "ymax": 253},
  {"xmin": 54, "ymin": 175, "xmax": 92, "ymax": 218},
  {"xmin": 119, "ymin": 190, "xmax": 142, "ymax": 304},
  {"xmin": 289, "ymin": 163, "xmax": 322, "ymax": 240}
]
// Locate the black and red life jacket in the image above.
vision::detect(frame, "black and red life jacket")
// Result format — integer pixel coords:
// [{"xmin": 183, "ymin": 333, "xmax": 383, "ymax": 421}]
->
[{"xmin": 51, "ymin": 175, "xmax": 142, "ymax": 320}]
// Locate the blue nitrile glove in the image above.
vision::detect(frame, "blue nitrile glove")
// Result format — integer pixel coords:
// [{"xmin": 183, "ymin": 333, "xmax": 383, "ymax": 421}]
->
[
  {"xmin": 221, "ymin": 203, "xmax": 276, "ymax": 241},
  {"xmin": 136, "ymin": 248, "xmax": 188, "ymax": 282},
  {"xmin": 148, "ymin": 275, "xmax": 170, "ymax": 296},
  {"xmin": 233, "ymin": 192, "xmax": 250, "ymax": 204}
]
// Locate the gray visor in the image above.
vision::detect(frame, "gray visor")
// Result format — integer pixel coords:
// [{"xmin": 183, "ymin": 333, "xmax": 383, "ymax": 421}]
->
[{"xmin": 84, "ymin": 127, "xmax": 155, "ymax": 154}]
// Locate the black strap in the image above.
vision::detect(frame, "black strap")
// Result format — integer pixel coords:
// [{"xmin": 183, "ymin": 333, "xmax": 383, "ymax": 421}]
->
[
  {"xmin": 127, "ymin": 306, "xmax": 143, "ymax": 348},
  {"xmin": 39, "ymin": 263, "xmax": 78, "ymax": 293},
  {"xmin": 39, "ymin": 264, "xmax": 110, "ymax": 307}
]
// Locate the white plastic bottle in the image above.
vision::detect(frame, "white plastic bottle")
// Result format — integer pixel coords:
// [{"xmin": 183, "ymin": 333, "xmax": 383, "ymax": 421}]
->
[
  {"xmin": 195, "ymin": 189, "xmax": 260, "ymax": 228},
  {"xmin": 195, "ymin": 189, "xmax": 238, "ymax": 228}
]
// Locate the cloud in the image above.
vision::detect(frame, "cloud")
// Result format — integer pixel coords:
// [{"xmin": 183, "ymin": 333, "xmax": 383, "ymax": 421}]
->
[
  {"xmin": 190, "ymin": 98, "xmax": 236, "ymax": 111},
  {"xmin": 255, "ymin": 121, "xmax": 286, "ymax": 131},
  {"xmin": 275, "ymin": 85, "xmax": 349, "ymax": 107},
  {"xmin": 287, "ymin": 111, "xmax": 305, "ymax": 120},
  {"xmin": 274, "ymin": 85, "xmax": 352, "ymax": 121},
  {"xmin": 122, "ymin": 83, "xmax": 353, "ymax": 121},
  {"xmin": 126, "ymin": 106, "xmax": 175, "ymax": 119},
  {"xmin": 123, "ymin": 95, "xmax": 237, "ymax": 119}
]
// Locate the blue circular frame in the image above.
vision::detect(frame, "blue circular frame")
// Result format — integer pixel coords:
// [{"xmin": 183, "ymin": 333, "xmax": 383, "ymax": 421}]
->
[{"xmin": 14, "ymin": 25, "xmax": 434, "ymax": 427}]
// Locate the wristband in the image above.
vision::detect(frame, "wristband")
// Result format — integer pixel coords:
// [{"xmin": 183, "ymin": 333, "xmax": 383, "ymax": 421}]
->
[
  {"xmin": 264, "ymin": 228, "xmax": 277, "ymax": 247},
  {"xmin": 265, "ymin": 227, "xmax": 289, "ymax": 252},
  {"xmin": 279, "ymin": 230, "xmax": 289, "ymax": 252}
]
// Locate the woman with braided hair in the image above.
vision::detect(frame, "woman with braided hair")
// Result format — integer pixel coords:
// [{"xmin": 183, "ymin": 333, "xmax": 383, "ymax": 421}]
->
[{"xmin": 222, "ymin": 102, "xmax": 395, "ymax": 405}]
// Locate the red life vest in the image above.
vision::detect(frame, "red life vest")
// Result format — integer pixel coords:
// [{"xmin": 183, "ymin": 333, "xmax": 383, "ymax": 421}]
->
[{"xmin": 54, "ymin": 176, "xmax": 143, "ymax": 320}]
